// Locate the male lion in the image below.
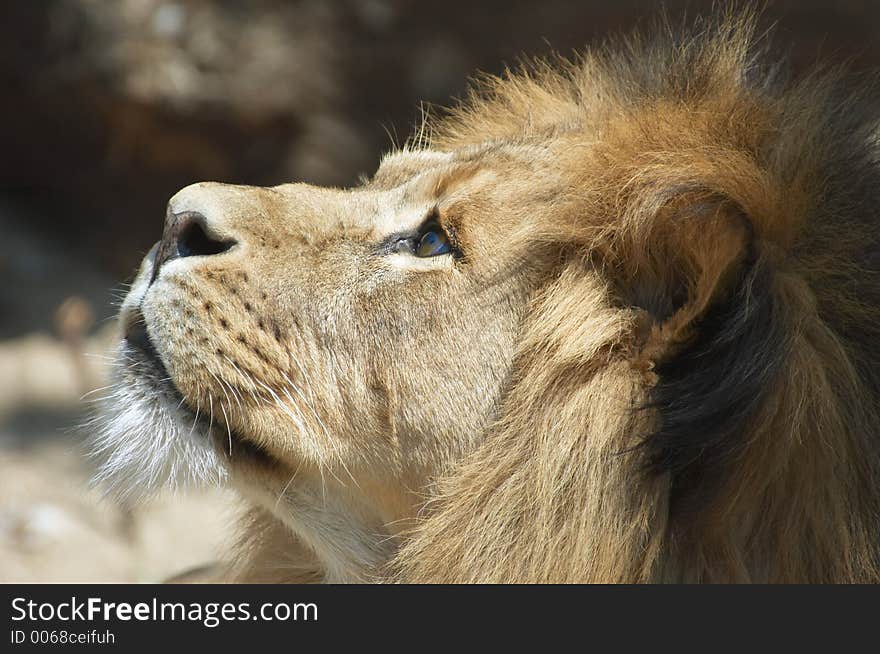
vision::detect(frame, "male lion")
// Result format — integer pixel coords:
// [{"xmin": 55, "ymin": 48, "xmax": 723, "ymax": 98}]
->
[{"xmin": 93, "ymin": 13, "xmax": 880, "ymax": 583}]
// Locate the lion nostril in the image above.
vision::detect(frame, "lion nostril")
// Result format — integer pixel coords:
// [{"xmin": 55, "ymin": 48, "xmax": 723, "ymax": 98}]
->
[
  {"xmin": 151, "ymin": 209, "xmax": 237, "ymax": 283},
  {"xmin": 177, "ymin": 218, "xmax": 235, "ymax": 258}
]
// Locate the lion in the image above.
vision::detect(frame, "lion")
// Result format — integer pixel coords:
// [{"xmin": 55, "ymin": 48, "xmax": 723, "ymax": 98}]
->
[{"xmin": 92, "ymin": 11, "xmax": 880, "ymax": 583}]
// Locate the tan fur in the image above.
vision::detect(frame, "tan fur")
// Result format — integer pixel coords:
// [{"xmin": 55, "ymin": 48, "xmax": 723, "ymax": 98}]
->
[{"xmin": 106, "ymin": 10, "xmax": 880, "ymax": 582}]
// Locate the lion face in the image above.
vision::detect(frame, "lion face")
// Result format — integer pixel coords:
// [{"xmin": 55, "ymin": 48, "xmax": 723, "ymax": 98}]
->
[{"xmin": 95, "ymin": 142, "xmax": 597, "ymax": 576}]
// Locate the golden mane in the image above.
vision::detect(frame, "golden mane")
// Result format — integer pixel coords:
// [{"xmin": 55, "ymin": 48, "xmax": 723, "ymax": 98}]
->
[{"xmin": 391, "ymin": 11, "xmax": 880, "ymax": 582}]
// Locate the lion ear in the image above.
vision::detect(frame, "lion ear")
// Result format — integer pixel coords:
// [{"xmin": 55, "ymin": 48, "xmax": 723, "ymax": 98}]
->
[{"xmin": 628, "ymin": 197, "xmax": 754, "ymax": 363}]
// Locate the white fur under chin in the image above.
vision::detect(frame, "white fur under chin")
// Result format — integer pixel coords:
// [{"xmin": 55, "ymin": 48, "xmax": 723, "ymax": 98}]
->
[{"xmin": 88, "ymin": 345, "xmax": 227, "ymax": 502}]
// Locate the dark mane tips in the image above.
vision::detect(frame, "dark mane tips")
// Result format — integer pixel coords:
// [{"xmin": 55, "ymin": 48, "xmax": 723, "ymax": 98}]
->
[{"xmin": 645, "ymin": 258, "xmax": 789, "ymax": 514}]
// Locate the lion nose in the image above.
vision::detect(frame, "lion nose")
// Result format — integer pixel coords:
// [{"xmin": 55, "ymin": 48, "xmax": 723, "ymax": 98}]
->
[{"xmin": 151, "ymin": 208, "xmax": 237, "ymax": 282}]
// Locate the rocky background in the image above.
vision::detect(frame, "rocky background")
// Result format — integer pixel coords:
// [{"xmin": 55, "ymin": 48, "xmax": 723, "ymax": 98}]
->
[{"xmin": 1, "ymin": 0, "xmax": 878, "ymax": 582}]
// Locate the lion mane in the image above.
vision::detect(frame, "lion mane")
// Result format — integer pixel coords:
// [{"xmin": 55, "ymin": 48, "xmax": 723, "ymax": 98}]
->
[{"xmin": 379, "ymin": 12, "xmax": 880, "ymax": 583}]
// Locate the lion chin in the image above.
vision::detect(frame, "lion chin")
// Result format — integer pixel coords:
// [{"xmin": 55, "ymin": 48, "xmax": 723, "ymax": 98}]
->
[
  {"xmin": 90, "ymin": 267, "xmax": 229, "ymax": 501},
  {"xmin": 93, "ymin": 9, "xmax": 880, "ymax": 583},
  {"xmin": 90, "ymin": 348, "xmax": 228, "ymax": 503}
]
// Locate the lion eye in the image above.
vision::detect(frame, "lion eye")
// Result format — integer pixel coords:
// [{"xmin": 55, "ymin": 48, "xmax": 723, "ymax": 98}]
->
[{"xmin": 415, "ymin": 229, "xmax": 451, "ymax": 257}]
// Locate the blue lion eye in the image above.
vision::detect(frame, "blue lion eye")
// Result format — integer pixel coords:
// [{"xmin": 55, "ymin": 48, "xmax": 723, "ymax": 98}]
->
[{"xmin": 415, "ymin": 228, "xmax": 451, "ymax": 257}]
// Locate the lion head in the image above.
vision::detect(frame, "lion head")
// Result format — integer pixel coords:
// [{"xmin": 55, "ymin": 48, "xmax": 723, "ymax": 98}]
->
[{"xmin": 94, "ymin": 13, "xmax": 880, "ymax": 582}]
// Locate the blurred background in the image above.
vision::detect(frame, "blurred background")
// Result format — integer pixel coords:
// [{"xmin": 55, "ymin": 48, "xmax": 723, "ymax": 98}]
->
[{"xmin": 1, "ymin": 0, "xmax": 878, "ymax": 582}]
